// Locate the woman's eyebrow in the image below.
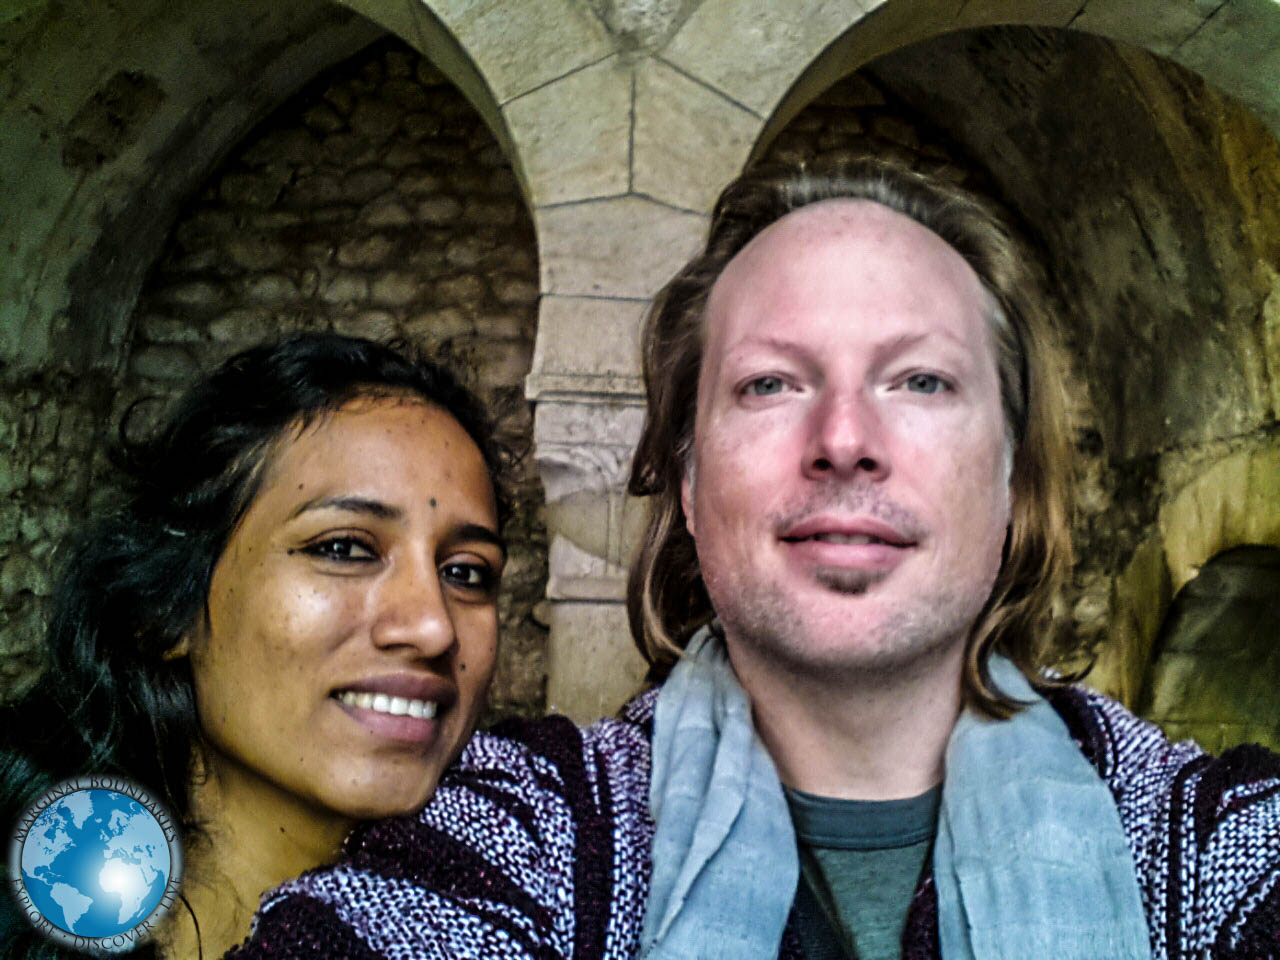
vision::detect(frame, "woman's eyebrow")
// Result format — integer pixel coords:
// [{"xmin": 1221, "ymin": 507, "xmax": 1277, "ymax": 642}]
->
[
  {"xmin": 289, "ymin": 496, "xmax": 402, "ymax": 521},
  {"xmin": 456, "ymin": 523, "xmax": 507, "ymax": 558}
]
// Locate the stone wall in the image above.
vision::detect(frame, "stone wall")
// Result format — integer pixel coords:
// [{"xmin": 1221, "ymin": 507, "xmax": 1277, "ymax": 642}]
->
[
  {"xmin": 1, "ymin": 39, "xmax": 549, "ymax": 720},
  {"xmin": 0, "ymin": 373, "xmax": 112, "ymax": 697}
]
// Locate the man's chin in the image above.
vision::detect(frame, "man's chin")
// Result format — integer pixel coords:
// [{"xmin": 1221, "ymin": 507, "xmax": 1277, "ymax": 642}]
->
[{"xmin": 813, "ymin": 565, "xmax": 892, "ymax": 595}]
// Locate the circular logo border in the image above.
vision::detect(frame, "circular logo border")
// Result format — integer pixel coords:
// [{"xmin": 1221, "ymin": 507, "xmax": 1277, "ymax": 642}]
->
[{"xmin": 7, "ymin": 775, "xmax": 184, "ymax": 955}]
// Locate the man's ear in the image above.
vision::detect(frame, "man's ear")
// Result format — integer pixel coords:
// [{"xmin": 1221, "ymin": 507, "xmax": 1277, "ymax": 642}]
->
[
  {"xmin": 162, "ymin": 635, "xmax": 191, "ymax": 661},
  {"xmin": 681, "ymin": 463, "xmax": 697, "ymax": 539}
]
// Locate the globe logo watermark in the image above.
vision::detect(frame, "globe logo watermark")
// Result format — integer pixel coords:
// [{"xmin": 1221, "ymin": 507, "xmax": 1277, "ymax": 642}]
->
[{"xmin": 8, "ymin": 776, "xmax": 183, "ymax": 954}]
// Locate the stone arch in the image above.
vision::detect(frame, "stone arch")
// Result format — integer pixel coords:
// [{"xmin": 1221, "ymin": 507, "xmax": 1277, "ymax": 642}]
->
[{"xmin": 751, "ymin": 0, "xmax": 1280, "ymax": 162}]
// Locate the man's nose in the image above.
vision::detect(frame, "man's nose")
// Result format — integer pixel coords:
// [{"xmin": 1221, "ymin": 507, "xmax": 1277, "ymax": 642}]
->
[
  {"xmin": 803, "ymin": 388, "xmax": 890, "ymax": 481},
  {"xmin": 370, "ymin": 557, "xmax": 456, "ymax": 658}
]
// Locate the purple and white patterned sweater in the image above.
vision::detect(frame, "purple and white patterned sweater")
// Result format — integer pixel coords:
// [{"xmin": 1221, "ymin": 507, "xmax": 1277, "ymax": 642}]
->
[{"xmin": 229, "ymin": 686, "xmax": 1280, "ymax": 959}]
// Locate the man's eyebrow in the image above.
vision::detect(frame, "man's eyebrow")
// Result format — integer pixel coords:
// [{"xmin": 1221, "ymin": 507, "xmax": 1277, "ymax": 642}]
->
[
  {"xmin": 289, "ymin": 496, "xmax": 403, "ymax": 521},
  {"xmin": 456, "ymin": 523, "xmax": 507, "ymax": 558}
]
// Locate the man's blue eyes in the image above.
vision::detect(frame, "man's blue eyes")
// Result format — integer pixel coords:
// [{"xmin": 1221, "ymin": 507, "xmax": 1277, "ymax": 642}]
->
[
  {"xmin": 743, "ymin": 374, "xmax": 948, "ymax": 395},
  {"xmin": 904, "ymin": 373, "xmax": 947, "ymax": 394},
  {"xmin": 745, "ymin": 376, "xmax": 786, "ymax": 396}
]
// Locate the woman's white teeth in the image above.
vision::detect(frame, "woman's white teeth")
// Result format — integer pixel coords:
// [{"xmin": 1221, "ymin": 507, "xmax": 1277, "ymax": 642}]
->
[{"xmin": 337, "ymin": 690, "xmax": 437, "ymax": 719}]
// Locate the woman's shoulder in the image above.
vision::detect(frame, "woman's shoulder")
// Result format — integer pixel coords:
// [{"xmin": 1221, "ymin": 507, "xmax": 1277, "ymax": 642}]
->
[{"xmin": 235, "ymin": 694, "xmax": 659, "ymax": 960}]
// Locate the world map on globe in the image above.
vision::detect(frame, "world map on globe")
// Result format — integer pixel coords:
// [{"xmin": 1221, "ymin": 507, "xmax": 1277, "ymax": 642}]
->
[{"xmin": 20, "ymin": 788, "xmax": 171, "ymax": 938}]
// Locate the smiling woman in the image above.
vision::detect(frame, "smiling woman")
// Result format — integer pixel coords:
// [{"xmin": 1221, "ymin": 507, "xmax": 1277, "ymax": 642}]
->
[{"xmin": 0, "ymin": 333, "xmax": 509, "ymax": 959}]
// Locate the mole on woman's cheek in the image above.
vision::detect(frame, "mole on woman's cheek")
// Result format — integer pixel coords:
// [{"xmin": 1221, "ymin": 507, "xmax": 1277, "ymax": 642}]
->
[{"xmin": 429, "ymin": 497, "xmax": 437, "ymax": 508}]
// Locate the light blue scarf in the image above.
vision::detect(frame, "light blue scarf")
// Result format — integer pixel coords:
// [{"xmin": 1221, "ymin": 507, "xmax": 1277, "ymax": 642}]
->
[{"xmin": 641, "ymin": 628, "xmax": 1152, "ymax": 959}]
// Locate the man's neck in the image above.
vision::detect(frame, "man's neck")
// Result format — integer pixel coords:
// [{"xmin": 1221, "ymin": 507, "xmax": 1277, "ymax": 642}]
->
[{"xmin": 725, "ymin": 636, "xmax": 966, "ymax": 801}]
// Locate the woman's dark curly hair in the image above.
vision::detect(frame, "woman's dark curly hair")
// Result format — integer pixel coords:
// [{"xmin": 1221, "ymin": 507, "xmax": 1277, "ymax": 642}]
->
[{"xmin": 0, "ymin": 332, "xmax": 506, "ymax": 957}]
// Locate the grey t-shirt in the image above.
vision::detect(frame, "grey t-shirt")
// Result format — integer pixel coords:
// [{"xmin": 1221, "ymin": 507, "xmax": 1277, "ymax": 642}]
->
[{"xmin": 785, "ymin": 784, "xmax": 941, "ymax": 960}]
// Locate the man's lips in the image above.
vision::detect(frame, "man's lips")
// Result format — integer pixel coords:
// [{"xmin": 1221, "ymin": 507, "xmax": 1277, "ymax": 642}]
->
[
  {"xmin": 780, "ymin": 515, "xmax": 917, "ymax": 546},
  {"xmin": 779, "ymin": 516, "xmax": 917, "ymax": 570}
]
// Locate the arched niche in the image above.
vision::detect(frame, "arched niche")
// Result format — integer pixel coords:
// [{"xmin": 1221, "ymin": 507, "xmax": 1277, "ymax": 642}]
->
[
  {"xmin": 1133, "ymin": 544, "xmax": 1280, "ymax": 753},
  {"xmin": 1092, "ymin": 441, "xmax": 1280, "ymax": 715}
]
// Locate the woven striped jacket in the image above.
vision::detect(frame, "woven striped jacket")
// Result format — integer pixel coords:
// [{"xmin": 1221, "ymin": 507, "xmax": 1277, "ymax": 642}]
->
[{"xmin": 230, "ymin": 685, "xmax": 1280, "ymax": 959}]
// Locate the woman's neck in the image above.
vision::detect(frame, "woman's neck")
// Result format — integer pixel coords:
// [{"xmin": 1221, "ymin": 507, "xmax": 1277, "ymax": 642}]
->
[{"xmin": 159, "ymin": 756, "xmax": 355, "ymax": 959}]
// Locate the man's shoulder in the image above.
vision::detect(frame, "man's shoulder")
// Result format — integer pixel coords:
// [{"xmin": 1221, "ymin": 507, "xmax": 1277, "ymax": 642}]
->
[
  {"xmin": 1048, "ymin": 684, "xmax": 1280, "ymax": 956},
  {"xmin": 1047, "ymin": 683, "xmax": 1280, "ymax": 796},
  {"xmin": 458, "ymin": 686, "xmax": 657, "ymax": 782}
]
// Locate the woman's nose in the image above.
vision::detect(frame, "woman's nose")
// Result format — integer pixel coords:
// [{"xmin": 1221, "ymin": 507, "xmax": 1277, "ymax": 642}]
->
[{"xmin": 370, "ymin": 558, "xmax": 455, "ymax": 659}]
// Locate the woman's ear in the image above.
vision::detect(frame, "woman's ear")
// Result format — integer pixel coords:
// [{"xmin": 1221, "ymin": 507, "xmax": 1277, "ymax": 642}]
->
[{"xmin": 162, "ymin": 635, "xmax": 191, "ymax": 661}]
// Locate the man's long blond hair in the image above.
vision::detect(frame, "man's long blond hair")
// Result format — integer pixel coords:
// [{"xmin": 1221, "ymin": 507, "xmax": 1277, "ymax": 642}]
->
[{"xmin": 626, "ymin": 159, "xmax": 1077, "ymax": 717}]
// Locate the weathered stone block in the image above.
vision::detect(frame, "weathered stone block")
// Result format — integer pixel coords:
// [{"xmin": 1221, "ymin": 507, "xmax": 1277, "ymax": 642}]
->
[
  {"xmin": 209, "ymin": 308, "xmax": 270, "ymax": 344},
  {"xmin": 633, "ymin": 58, "xmax": 760, "ymax": 213},
  {"xmin": 0, "ymin": 460, "xmax": 23, "ymax": 499},
  {"xmin": 545, "ymin": 600, "xmax": 648, "ymax": 723},
  {"xmin": 398, "ymin": 168, "xmax": 444, "ymax": 194},
  {"xmin": 0, "ymin": 553, "xmax": 51, "ymax": 597},
  {"xmin": 220, "ymin": 172, "xmax": 285, "ymax": 208},
  {"xmin": 131, "ymin": 344, "xmax": 200, "ymax": 382},
  {"xmin": 324, "ymin": 83, "xmax": 355, "ymax": 116},
  {"xmin": 537, "ymin": 196, "xmax": 707, "ymax": 299},
  {"xmin": 289, "ymin": 172, "xmax": 345, "ymax": 207},
  {"xmin": 663, "ymin": 0, "xmax": 864, "ymax": 116},
  {"xmin": 349, "ymin": 97, "xmax": 403, "ymax": 142},
  {"xmin": 402, "ymin": 112, "xmax": 443, "ymax": 141},
  {"xmin": 330, "ymin": 311, "xmax": 400, "ymax": 342},
  {"xmin": 436, "ymin": 274, "xmax": 487, "ymax": 306},
  {"xmin": 404, "ymin": 307, "xmax": 473, "ymax": 342},
  {"xmin": 470, "ymin": 337, "xmax": 533, "ymax": 390},
  {"xmin": 342, "ymin": 167, "xmax": 397, "ymax": 201},
  {"xmin": 444, "ymin": 235, "xmax": 491, "ymax": 269},
  {"xmin": 384, "ymin": 49, "xmax": 414, "ymax": 79},
  {"xmin": 415, "ymin": 59, "xmax": 447, "ymax": 88},
  {"xmin": 225, "ymin": 236, "xmax": 288, "ymax": 271},
  {"xmin": 240, "ymin": 129, "xmax": 320, "ymax": 167},
  {"xmin": 302, "ymin": 104, "xmax": 346, "ymax": 134},
  {"xmin": 492, "ymin": 276, "xmax": 539, "ymax": 306},
  {"xmin": 502, "ymin": 56, "xmax": 631, "ymax": 206},
  {"xmin": 370, "ymin": 272, "xmax": 422, "ymax": 307},
  {"xmin": 444, "ymin": 0, "xmax": 614, "ymax": 104},
  {"xmin": 337, "ymin": 235, "xmax": 395, "ymax": 268},
  {"xmin": 526, "ymin": 295, "xmax": 645, "ymax": 400},
  {"xmin": 417, "ymin": 195, "xmax": 463, "ymax": 225},
  {"xmin": 243, "ymin": 274, "xmax": 301, "ymax": 302},
  {"xmin": 380, "ymin": 141, "xmax": 423, "ymax": 169},
  {"xmin": 462, "ymin": 199, "xmax": 519, "ymax": 226},
  {"xmin": 322, "ymin": 132, "xmax": 377, "ymax": 166},
  {"xmin": 246, "ymin": 210, "xmax": 305, "ymax": 229},
  {"xmin": 382, "ymin": 78, "xmax": 432, "ymax": 111},
  {"xmin": 320, "ymin": 273, "xmax": 371, "ymax": 305},
  {"xmin": 157, "ymin": 280, "xmax": 225, "ymax": 309},
  {"xmin": 361, "ymin": 194, "xmax": 412, "ymax": 227},
  {"xmin": 139, "ymin": 315, "xmax": 205, "ymax": 344},
  {"xmin": 1068, "ymin": 0, "xmax": 1203, "ymax": 55},
  {"xmin": 474, "ymin": 312, "xmax": 529, "ymax": 340}
]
